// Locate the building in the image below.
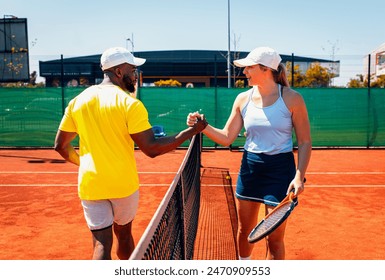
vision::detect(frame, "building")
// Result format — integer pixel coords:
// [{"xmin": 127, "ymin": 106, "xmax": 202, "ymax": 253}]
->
[
  {"xmin": 364, "ymin": 42, "xmax": 385, "ymax": 77},
  {"xmin": 0, "ymin": 17, "xmax": 29, "ymax": 82},
  {"xmin": 39, "ymin": 50, "xmax": 339, "ymax": 87}
]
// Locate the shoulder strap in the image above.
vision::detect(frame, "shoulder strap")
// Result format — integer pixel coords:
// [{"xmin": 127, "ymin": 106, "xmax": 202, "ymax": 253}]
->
[
  {"xmin": 248, "ymin": 87, "xmax": 254, "ymax": 101},
  {"xmin": 279, "ymin": 84, "xmax": 284, "ymax": 97}
]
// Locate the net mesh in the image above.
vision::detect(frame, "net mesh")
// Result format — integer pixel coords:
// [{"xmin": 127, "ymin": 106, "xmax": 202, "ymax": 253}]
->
[
  {"xmin": 193, "ymin": 167, "xmax": 238, "ymax": 260},
  {"xmin": 129, "ymin": 134, "xmax": 201, "ymax": 260}
]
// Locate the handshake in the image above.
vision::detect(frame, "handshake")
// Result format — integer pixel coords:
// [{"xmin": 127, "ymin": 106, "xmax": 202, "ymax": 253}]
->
[{"xmin": 187, "ymin": 112, "xmax": 208, "ymax": 133}]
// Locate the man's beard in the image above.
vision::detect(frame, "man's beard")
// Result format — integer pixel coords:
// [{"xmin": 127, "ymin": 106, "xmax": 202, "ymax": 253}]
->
[{"xmin": 123, "ymin": 75, "xmax": 136, "ymax": 93}]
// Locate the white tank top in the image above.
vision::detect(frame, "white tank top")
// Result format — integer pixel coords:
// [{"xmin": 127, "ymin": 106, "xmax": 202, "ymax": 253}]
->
[{"xmin": 241, "ymin": 85, "xmax": 293, "ymax": 155}]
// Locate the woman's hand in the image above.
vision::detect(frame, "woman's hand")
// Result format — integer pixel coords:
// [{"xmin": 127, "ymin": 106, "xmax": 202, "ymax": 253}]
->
[
  {"xmin": 187, "ymin": 111, "xmax": 204, "ymax": 127},
  {"xmin": 287, "ymin": 177, "xmax": 306, "ymax": 196}
]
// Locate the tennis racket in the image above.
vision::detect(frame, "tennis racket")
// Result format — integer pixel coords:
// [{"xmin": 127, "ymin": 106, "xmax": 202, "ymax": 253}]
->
[{"xmin": 248, "ymin": 191, "xmax": 297, "ymax": 244}]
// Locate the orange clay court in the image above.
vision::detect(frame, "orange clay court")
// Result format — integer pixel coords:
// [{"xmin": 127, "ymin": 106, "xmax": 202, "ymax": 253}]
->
[{"xmin": 0, "ymin": 148, "xmax": 385, "ymax": 260}]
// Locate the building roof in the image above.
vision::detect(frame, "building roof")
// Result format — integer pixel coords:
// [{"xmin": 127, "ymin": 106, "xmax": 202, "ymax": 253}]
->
[
  {"xmin": 41, "ymin": 49, "xmax": 335, "ymax": 65},
  {"xmin": 39, "ymin": 49, "xmax": 339, "ymax": 87}
]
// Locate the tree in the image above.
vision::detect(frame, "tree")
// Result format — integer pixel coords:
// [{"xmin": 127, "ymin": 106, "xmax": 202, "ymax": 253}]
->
[
  {"xmin": 368, "ymin": 75, "xmax": 385, "ymax": 88},
  {"xmin": 347, "ymin": 74, "xmax": 385, "ymax": 88},
  {"xmin": 287, "ymin": 63, "xmax": 306, "ymax": 87},
  {"xmin": 287, "ymin": 62, "xmax": 333, "ymax": 88},
  {"xmin": 322, "ymin": 40, "xmax": 339, "ymax": 86},
  {"xmin": 29, "ymin": 71, "xmax": 37, "ymax": 86},
  {"xmin": 302, "ymin": 63, "xmax": 333, "ymax": 87},
  {"xmin": 219, "ymin": 31, "xmax": 242, "ymax": 88},
  {"xmin": 235, "ymin": 79, "xmax": 244, "ymax": 88},
  {"xmin": 154, "ymin": 79, "xmax": 182, "ymax": 87},
  {"xmin": 231, "ymin": 32, "xmax": 242, "ymax": 86},
  {"xmin": 347, "ymin": 74, "xmax": 364, "ymax": 88}
]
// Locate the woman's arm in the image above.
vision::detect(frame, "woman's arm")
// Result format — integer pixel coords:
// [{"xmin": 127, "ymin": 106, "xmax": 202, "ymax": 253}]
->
[
  {"xmin": 285, "ymin": 88, "xmax": 312, "ymax": 195},
  {"xmin": 187, "ymin": 93, "xmax": 246, "ymax": 147}
]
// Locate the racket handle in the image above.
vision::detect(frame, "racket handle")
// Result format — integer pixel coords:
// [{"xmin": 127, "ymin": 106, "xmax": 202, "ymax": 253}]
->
[{"xmin": 288, "ymin": 190, "xmax": 296, "ymax": 200}]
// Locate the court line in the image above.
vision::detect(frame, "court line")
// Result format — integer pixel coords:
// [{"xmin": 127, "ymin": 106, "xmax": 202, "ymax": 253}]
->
[
  {"xmin": 304, "ymin": 184, "xmax": 385, "ymax": 188},
  {"xmin": 202, "ymin": 184, "xmax": 385, "ymax": 188},
  {"xmin": 0, "ymin": 171, "xmax": 176, "ymax": 174},
  {"xmin": 2, "ymin": 184, "xmax": 385, "ymax": 188},
  {"xmin": 0, "ymin": 184, "xmax": 78, "ymax": 187},
  {"xmin": 0, "ymin": 171, "xmax": 77, "ymax": 174},
  {"xmin": 0, "ymin": 183, "xmax": 172, "ymax": 187},
  {"xmin": 306, "ymin": 172, "xmax": 385, "ymax": 175},
  {"xmin": 1, "ymin": 171, "xmax": 384, "ymax": 174},
  {"xmin": 230, "ymin": 171, "xmax": 385, "ymax": 175},
  {"xmin": 1, "ymin": 171, "xmax": 384, "ymax": 188}
]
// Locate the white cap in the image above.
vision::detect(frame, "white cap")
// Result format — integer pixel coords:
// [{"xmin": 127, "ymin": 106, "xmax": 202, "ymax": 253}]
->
[
  {"xmin": 233, "ymin": 47, "xmax": 281, "ymax": 70},
  {"xmin": 100, "ymin": 47, "xmax": 146, "ymax": 70}
]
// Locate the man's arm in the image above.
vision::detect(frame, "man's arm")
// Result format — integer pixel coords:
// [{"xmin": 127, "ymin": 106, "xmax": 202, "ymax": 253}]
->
[
  {"xmin": 131, "ymin": 119, "xmax": 207, "ymax": 158},
  {"xmin": 54, "ymin": 130, "xmax": 80, "ymax": 166}
]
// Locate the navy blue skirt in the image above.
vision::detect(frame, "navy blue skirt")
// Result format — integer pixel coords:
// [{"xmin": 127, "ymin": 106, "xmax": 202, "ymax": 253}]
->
[{"xmin": 235, "ymin": 151, "xmax": 296, "ymax": 206}]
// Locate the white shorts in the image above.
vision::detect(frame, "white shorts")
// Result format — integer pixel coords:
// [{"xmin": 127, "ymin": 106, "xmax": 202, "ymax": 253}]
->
[{"xmin": 81, "ymin": 190, "xmax": 139, "ymax": 231}]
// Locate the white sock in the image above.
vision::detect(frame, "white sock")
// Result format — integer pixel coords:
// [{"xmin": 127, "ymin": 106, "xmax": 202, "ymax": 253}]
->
[{"xmin": 239, "ymin": 256, "xmax": 251, "ymax": 260}]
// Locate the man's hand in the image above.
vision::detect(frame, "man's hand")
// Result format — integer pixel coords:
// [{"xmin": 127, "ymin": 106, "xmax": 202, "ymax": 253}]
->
[{"xmin": 192, "ymin": 115, "xmax": 208, "ymax": 132}]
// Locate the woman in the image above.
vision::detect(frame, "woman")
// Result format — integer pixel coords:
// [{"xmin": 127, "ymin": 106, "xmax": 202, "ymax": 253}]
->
[{"xmin": 187, "ymin": 47, "xmax": 312, "ymax": 260}]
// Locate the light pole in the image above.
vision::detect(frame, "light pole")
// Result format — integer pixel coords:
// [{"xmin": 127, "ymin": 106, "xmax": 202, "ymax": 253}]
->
[
  {"xmin": 126, "ymin": 34, "xmax": 138, "ymax": 95},
  {"xmin": 126, "ymin": 33, "xmax": 134, "ymax": 54},
  {"xmin": 227, "ymin": 0, "xmax": 231, "ymax": 88}
]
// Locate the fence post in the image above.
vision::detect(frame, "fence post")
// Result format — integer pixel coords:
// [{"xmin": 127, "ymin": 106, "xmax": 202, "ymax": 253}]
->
[
  {"xmin": 61, "ymin": 54, "xmax": 65, "ymax": 115},
  {"xmin": 291, "ymin": 53, "xmax": 294, "ymax": 87},
  {"xmin": 367, "ymin": 54, "xmax": 371, "ymax": 148}
]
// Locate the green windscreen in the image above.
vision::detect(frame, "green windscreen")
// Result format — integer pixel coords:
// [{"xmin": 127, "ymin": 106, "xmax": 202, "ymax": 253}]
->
[
  {"xmin": 0, "ymin": 88, "xmax": 81, "ymax": 147},
  {"xmin": 0, "ymin": 87, "xmax": 384, "ymax": 147},
  {"xmin": 300, "ymin": 88, "xmax": 385, "ymax": 147}
]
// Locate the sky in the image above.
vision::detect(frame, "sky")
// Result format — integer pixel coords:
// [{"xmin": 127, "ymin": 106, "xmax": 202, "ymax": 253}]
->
[{"xmin": 2, "ymin": 0, "xmax": 385, "ymax": 86}]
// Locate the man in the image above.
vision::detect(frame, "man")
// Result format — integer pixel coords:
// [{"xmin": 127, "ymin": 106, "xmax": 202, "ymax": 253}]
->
[{"xmin": 54, "ymin": 47, "xmax": 207, "ymax": 260}]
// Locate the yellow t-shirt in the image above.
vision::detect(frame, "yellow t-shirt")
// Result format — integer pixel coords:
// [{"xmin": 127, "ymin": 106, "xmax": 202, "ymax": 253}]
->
[{"xmin": 59, "ymin": 84, "xmax": 152, "ymax": 200}]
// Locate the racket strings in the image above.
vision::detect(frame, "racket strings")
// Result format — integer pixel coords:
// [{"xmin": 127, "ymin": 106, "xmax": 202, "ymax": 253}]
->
[{"xmin": 249, "ymin": 201, "xmax": 293, "ymax": 242}]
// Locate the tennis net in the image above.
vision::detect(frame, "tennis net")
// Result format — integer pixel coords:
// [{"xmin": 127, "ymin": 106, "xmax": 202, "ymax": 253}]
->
[{"xmin": 129, "ymin": 133, "xmax": 202, "ymax": 260}]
